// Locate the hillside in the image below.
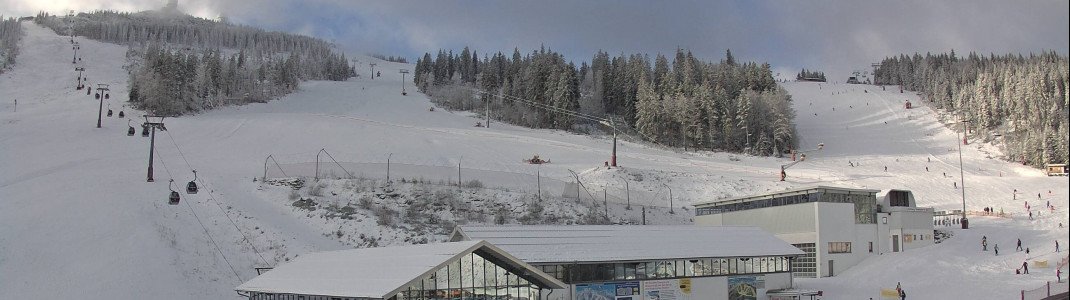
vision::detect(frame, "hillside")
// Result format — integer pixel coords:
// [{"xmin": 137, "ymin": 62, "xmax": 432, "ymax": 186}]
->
[{"xmin": 1, "ymin": 21, "xmax": 1066, "ymax": 299}]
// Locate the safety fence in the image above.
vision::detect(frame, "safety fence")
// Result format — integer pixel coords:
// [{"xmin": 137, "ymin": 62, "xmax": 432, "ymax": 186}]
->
[
  {"xmin": 261, "ymin": 149, "xmax": 682, "ymax": 212},
  {"xmin": 1021, "ymin": 280, "xmax": 1068, "ymax": 300}
]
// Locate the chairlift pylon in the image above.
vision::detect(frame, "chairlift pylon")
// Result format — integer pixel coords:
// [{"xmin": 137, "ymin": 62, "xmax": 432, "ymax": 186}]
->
[
  {"xmin": 186, "ymin": 170, "xmax": 199, "ymax": 194},
  {"xmin": 168, "ymin": 179, "xmax": 180, "ymax": 205}
]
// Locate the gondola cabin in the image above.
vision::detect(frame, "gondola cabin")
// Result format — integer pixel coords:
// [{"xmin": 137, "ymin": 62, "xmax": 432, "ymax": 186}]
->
[{"xmin": 169, "ymin": 191, "xmax": 180, "ymax": 205}]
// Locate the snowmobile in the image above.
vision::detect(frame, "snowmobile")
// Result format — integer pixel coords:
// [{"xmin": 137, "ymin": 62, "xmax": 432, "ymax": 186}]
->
[{"xmin": 523, "ymin": 154, "xmax": 550, "ymax": 164}]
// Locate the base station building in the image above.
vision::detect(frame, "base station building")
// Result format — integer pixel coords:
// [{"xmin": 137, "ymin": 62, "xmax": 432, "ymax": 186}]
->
[
  {"xmin": 451, "ymin": 225, "xmax": 813, "ymax": 300},
  {"xmin": 236, "ymin": 240, "xmax": 566, "ymax": 300},
  {"xmin": 693, "ymin": 186, "xmax": 935, "ymax": 278}
]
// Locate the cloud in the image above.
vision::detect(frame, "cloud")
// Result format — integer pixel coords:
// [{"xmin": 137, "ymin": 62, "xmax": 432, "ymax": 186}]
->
[{"xmin": 3, "ymin": 0, "xmax": 1066, "ymax": 80}]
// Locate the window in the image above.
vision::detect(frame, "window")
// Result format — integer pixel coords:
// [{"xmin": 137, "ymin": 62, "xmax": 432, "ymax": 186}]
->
[{"xmin": 828, "ymin": 242, "xmax": 852, "ymax": 254}]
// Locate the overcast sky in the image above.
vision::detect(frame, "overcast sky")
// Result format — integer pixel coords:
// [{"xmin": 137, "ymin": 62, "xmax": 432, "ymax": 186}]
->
[{"xmin": 4, "ymin": 0, "xmax": 1067, "ymax": 80}]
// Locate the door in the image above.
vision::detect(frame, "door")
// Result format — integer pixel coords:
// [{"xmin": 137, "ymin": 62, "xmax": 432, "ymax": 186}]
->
[
  {"xmin": 892, "ymin": 235, "xmax": 900, "ymax": 252},
  {"xmin": 828, "ymin": 260, "xmax": 834, "ymax": 277}
]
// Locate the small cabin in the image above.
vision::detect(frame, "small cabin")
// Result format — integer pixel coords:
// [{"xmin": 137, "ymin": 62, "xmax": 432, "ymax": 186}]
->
[
  {"xmin": 1046, "ymin": 164, "xmax": 1068, "ymax": 176},
  {"xmin": 846, "ymin": 77, "xmax": 860, "ymax": 84}
]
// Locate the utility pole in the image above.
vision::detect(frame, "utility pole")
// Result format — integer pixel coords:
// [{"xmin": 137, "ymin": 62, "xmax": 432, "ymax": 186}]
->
[
  {"xmin": 642, "ymin": 206, "xmax": 646, "ymax": 225},
  {"xmin": 457, "ymin": 156, "xmax": 462, "ymax": 186},
  {"xmin": 604, "ymin": 189, "xmax": 609, "ymax": 219},
  {"xmin": 665, "ymin": 184, "xmax": 674, "ymax": 214},
  {"xmin": 75, "ymin": 67, "xmax": 85, "ymax": 88},
  {"xmin": 399, "ymin": 69, "xmax": 409, "ymax": 95},
  {"xmin": 369, "ymin": 63, "xmax": 376, "ymax": 80},
  {"xmin": 617, "ymin": 176, "xmax": 631, "ymax": 210},
  {"xmin": 144, "ymin": 116, "xmax": 167, "ymax": 182},
  {"xmin": 957, "ymin": 118, "xmax": 969, "ymax": 229},
  {"xmin": 536, "ymin": 166, "xmax": 541, "ymax": 202},
  {"xmin": 94, "ymin": 84, "xmax": 109, "ymax": 128},
  {"xmin": 72, "ymin": 42, "xmax": 80, "ymax": 64},
  {"xmin": 386, "ymin": 153, "xmax": 393, "ymax": 182}
]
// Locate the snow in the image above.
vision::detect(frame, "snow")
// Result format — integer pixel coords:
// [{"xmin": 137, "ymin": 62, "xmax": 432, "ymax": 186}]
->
[
  {"xmin": 454, "ymin": 225, "xmax": 804, "ymax": 264},
  {"xmin": 0, "ymin": 21, "xmax": 1066, "ymax": 300}
]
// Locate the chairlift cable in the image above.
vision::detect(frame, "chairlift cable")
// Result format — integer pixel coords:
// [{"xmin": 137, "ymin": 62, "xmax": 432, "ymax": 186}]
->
[
  {"xmin": 164, "ymin": 130, "xmax": 271, "ymax": 266},
  {"xmin": 154, "ymin": 146, "xmax": 244, "ymax": 284}
]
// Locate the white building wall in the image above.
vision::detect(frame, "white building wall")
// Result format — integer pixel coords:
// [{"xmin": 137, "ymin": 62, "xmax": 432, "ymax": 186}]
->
[
  {"xmin": 814, "ymin": 202, "xmax": 877, "ymax": 277},
  {"xmin": 694, "ymin": 203, "xmax": 817, "ymax": 236}
]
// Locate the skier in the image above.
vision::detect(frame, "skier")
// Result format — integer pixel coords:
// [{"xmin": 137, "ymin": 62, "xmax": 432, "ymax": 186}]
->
[
  {"xmin": 1056, "ymin": 241, "xmax": 1060, "ymax": 252},
  {"xmin": 926, "ymin": 167, "xmax": 929, "ymax": 172},
  {"xmin": 884, "ymin": 166, "xmax": 888, "ymax": 172},
  {"xmin": 954, "ymin": 182, "xmax": 957, "ymax": 189},
  {"xmin": 1029, "ymin": 211, "xmax": 1033, "ymax": 220},
  {"xmin": 899, "ymin": 289, "xmax": 906, "ymax": 300},
  {"xmin": 1026, "ymin": 247, "xmax": 1030, "ymax": 255},
  {"xmin": 928, "ymin": 157, "xmax": 931, "ymax": 163},
  {"xmin": 1022, "ymin": 261, "xmax": 1029, "ymax": 274},
  {"xmin": 1059, "ymin": 268, "xmax": 1063, "ymax": 283},
  {"xmin": 1017, "ymin": 239, "xmax": 1023, "ymax": 251},
  {"xmin": 994, "ymin": 244, "xmax": 999, "ymax": 256},
  {"xmin": 982, "ymin": 236, "xmax": 988, "ymax": 251}
]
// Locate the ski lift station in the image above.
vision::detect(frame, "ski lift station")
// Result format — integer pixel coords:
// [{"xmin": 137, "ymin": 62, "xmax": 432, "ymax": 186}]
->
[
  {"xmin": 693, "ymin": 186, "xmax": 935, "ymax": 278},
  {"xmin": 236, "ymin": 225, "xmax": 809, "ymax": 300},
  {"xmin": 451, "ymin": 225, "xmax": 807, "ymax": 300}
]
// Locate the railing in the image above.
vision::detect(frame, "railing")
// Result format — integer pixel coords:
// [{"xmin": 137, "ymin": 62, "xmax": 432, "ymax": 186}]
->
[
  {"xmin": 1021, "ymin": 280, "xmax": 1069, "ymax": 300},
  {"xmin": 260, "ymin": 150, "xmax": 680, "ymax": 213}
]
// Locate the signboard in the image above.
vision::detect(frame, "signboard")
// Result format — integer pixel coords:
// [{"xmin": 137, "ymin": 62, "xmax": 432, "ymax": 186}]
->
[
  {"xmin": 575, "ymin": 281, "xmax": 640, "ymax": 300},
  {"xmin": 642, "ymin": 279, "xmax": 692, "ymax": 300},
  {"xmin": 727, "ymin": 276, "xmax": 758, "ymax": 300}
]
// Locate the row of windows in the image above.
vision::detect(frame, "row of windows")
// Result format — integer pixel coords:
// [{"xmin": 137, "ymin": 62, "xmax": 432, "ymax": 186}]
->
[
  {"xmin": 904, "ymin": 234, "xmax": 932, "ymax": 243},
  {"xmin": 828, "ymin": 242, "xmax": 852, "ymax": 254},
  {"xmin": 792, "ymin": 243, "xmax": 817, "ymax": 278},
  {"xmin": 248, "ymin": 293, "xmax": 358, "ymax": 300},
  {"xmin": 535, "ymin": 256, "xmax": 793, "ymax": 284},
  {"xmin": 695, "ymin": 191, "xmax": 878, "ymax": 224},
  {"xmin": 397, "ymin": 251, "xmax": 543, "ymax": 300}
]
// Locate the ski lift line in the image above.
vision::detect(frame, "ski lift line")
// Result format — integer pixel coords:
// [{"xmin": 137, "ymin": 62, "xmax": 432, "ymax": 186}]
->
[
  {"xmin": 182, "ymin": 191, "xmax": 245, "ymax": 285},
  {"xmin": 163, "ymin": 130, "xmax": 272, "ymax": 266},
  {"xmin": 472, "ymin": 88, "xmax": 608, "ymax": 123},
  {"xmin": 153, "ymin": 146, "xmax": 245, "ymax": 284},
  {"xmin": 466, "ymin": 87, "xmax": 666, "ymax": 144}
]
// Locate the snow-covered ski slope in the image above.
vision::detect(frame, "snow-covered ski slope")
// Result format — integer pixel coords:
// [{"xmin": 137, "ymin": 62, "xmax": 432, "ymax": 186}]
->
[{"xmin": 1, "ymin": 22, "xmax": 1066, "ymax": 299}]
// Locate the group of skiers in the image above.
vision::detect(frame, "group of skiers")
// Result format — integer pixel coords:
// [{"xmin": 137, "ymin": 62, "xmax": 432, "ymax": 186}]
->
[{"xmin": 983, "ymin": 235, "xmax": 1066, "ymax": 278}]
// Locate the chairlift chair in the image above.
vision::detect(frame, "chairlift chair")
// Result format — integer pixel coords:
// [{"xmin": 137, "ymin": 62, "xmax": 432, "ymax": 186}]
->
[
  {"xmin": 107, "ymin": 105, "xmax": 113, "ymax": 117},
  {"xmin": 141, "ymin": 124, "xmax": 150, "ymax": 137},
  {"xmin": 95, "ymin": 93, "xmax": 100, "ymax": 99},
  {"xmin": 118, "ymin": 110, "xmax": 125, "ymax": 118},
  {"xmin": 168, "ymin": 180, "xmax": 181, "ymax": 205},
  {"xmin": 186, "ymin": 170, "xmax": 199, "ymax": 194},
  {"xmin": 127, "ymin": 120, "xmax": 135, "ymax": 136},
  {"xmin": 105, "ymin": 93, "xmax": 110, "ymax": 100}
]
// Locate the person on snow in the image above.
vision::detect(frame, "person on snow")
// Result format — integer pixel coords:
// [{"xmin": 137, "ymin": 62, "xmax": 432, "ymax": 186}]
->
[
  {"xmin": 1022, "ymin": 261, "xmax": 1029, "ymax": 274},
  {"xmin": 1017, "ymin": 239, "xmax": 1024, "ymax": 251},
  {"xmin": 899, "ymin": 289, "xmax": 906, "ymax": 300},
  {"xmin": 1026, "ymin": 247, "xmax": 1030, "ymax": 255},
  {"xmin": 994, "ymin": 244, "xmax": 999, "ymax": 256},
  {"xmin": 982, "ymin": 236, "xmax": 988, "ymax": 251},
  {"xmin": 926, "ymin": 167, "xmax": 929, "ymax": 172},
  {"xmin": 1056, "ymin": 240, "xmax": 1060, "ymax": 252}
]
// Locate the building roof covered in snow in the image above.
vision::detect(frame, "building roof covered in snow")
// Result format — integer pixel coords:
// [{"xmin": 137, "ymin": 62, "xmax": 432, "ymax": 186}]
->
[
  {"xmin": 450, "ymin": 225, "xmax": 803, "ymax": 264},
  {"xmin": 235, "ymin": 240, "xmax": 565, "ymax": 299}
]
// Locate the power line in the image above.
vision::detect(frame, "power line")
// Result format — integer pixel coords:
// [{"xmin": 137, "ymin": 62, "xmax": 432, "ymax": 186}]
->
[
  {"xmin": 164, "ymin": 130, "xmax": 271, "ymax": 266},
  {"xmin": 154, "ymin": 146, "xmax": 244, "ymax": 284}
]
